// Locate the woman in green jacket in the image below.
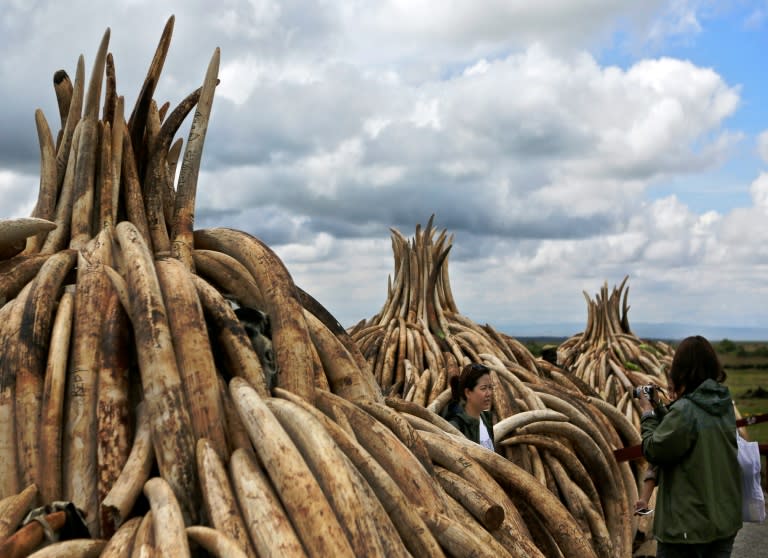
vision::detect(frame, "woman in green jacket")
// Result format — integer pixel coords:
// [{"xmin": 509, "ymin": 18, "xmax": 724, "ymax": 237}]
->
[
  {"xmin": 441, "ymin": 363, "xmax": 495, "ymax": 450},
  {"xmin": 638, "ymin": 335, "xmax": 742, "ymax": 558}
]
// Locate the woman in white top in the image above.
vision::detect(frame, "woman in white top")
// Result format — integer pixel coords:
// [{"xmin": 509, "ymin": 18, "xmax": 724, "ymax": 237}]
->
[{"xmin": 440, "ymin": 363, "xmax": 495, "ymax": 450}]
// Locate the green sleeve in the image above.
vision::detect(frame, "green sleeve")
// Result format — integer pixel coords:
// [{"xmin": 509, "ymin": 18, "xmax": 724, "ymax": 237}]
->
[{"xmin": 641, "ymin": 402, "xmax": 696, "ymax": 464}]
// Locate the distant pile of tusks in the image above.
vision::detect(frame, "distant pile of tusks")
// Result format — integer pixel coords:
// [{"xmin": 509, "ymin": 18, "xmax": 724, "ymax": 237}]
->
[
  {"xmin": 557, "ymin": 277, "xmax": 675, "ymax": 430},
  {"xmin": 0, "ymin": 14, "xmax": 654, "ymax": 558},
  {"xmin": 349, "ymin": 218, "xmax": 679, "ymax": 557}
]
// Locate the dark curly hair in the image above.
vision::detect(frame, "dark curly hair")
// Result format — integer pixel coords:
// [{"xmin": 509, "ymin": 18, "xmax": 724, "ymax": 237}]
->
[
  {"xmin": 449, "ymin": 363, "xmax": 491, "ymax": 402},
  {"xmin": 669, "ymin": 335, "xmax": 726, "ymax": 396}
]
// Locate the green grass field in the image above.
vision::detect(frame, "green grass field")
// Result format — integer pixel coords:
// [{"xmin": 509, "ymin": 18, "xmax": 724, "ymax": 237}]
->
[
  {"xmin": 717, "ymin": 340, "xmax": 768, "ymax": 447},
  {"xmin": 715, "ymin": 340, "xmax": 768, "ymax": 488}
]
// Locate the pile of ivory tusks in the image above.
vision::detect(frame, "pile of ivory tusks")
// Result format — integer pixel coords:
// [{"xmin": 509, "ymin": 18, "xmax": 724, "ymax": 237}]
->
[
  {"xmin": 556, "ymin": 277, "xmax": 675, "ymax": 430},
  {"xmin": 0, "ymin": 14, "xmax": 653, "ymax": 558},
  {"xmin": 349, "ymin": 216, "xmax": 544, "ymax": 406},
  {"xmin": 348, "ymin": 219, "xmax": 665, "ymax": 557}
]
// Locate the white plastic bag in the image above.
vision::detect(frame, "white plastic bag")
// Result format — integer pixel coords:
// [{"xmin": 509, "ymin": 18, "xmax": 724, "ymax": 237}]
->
[{"xmin": 737, "ymin": 432, "xmax": 766, "ymax": 523}]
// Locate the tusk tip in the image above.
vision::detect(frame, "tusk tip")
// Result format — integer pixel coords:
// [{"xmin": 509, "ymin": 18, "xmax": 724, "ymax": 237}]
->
[{"xmin": 53, "ymin": 69, "xmax": 70, "ymax": 85}]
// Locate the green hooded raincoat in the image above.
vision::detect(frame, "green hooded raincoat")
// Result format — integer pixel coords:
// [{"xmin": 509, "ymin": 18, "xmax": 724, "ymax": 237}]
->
[{"xmin": 641, "ymin": 378, "xmax": 742, "ymax": 544}]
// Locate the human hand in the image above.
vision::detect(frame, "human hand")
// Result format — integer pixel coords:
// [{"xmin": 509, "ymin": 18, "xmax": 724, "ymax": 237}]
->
[
  {"xmin": 636, "ymin": 394, "xmax": 653, "ymax": 413},
  {"xmin": 633, "ymin": 385, "xmax": 657, "ymax": 412}
]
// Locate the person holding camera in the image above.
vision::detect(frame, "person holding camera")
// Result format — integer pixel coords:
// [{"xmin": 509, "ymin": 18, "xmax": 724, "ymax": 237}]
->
[
  {"xmin": 634, "ymin": 383, "xmax": 677, "ymax": 516},
  {"xmin": 638, "ymin": 335, "xmax": 742, "ymax": 557}
]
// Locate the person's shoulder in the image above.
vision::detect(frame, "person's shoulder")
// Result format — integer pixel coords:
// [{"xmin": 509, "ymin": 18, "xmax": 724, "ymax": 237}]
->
[
  {"xmin": 448, "ymin": 412, "xmax": 471, "ymax": 434},
  {"xmin": 666, "ymin": 397, "xmax": 696, "ymax": 421},
  {"xmin": 451, "ymin": 409, "xmax": 472, "ymax": 424},
  {"xmin": 671, "ymin": 396, "xmax": 693, "ymax": 410}
]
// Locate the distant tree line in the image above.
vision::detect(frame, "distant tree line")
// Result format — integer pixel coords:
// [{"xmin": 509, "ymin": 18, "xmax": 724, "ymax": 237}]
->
[{"xmin": 717, "ymin": 339, "xmax": 768, "ymax": 358}]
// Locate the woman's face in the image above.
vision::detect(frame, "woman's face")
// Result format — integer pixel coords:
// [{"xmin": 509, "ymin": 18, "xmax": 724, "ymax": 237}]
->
[{"xmin": 464, "ymin": 373, "xmax": 493, "ymax": 417}]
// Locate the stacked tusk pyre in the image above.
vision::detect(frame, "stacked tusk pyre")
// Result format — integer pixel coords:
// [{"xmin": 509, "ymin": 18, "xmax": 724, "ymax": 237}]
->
[
  {"xmin": 0, "ymin": 16, "xmax": 655, "ymax": 558},
  {"xmin": 349, "ymin": 220, "xmax": 674, "ymax": 557},
  {"xmin": 557, "ymin": 277, "xmax": 675, "ymax": 430}
]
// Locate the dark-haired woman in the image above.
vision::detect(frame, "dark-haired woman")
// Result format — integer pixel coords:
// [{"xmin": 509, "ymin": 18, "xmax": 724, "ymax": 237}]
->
[
  {"xmin": 638, "ymin": 335, "xmax": 742, "ymax": 558},
  {"xmin": 441, "ymin": 363, "xmax": 495, "ymax": 450}
]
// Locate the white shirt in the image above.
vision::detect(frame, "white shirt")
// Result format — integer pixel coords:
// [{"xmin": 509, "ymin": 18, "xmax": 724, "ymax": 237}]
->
[{"xmin": 478, "ymin": 419, "xmax": 494, "ymax": 450}]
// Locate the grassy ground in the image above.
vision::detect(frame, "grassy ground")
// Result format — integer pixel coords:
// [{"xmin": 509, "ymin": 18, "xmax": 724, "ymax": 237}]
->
[
  {"xmin": 715, "ymin": 340, "xmax": 768, "ymax": 490},
  {"xmin": 716, "ymin": 340, "xmax": 768, "ymax": 447}
]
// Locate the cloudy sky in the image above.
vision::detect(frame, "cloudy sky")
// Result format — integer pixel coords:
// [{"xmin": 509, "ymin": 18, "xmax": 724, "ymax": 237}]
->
[{"xmin": 2, "ymin": 1, "xmax": 767, "ymax": 339}]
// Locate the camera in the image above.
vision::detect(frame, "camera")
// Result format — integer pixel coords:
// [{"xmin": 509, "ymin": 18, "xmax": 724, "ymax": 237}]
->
[{"xmin": 632, "ymin": 385, "xmax": 657, "ymax": 400}]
